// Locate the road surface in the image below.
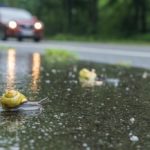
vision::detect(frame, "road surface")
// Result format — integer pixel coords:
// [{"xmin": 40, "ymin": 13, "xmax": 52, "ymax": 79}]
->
[{"xmin": 1, "ymin": 40, "xmax": 150, "ymax": 69}]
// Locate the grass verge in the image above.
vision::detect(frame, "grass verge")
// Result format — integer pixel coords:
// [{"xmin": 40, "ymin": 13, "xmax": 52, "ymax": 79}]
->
[
  {"xmin": 48, "ymin": 34, "xmax": 150, "ymax": 45},
  {"xmin": 44, "ymin": 48, "xmax": 78, "ymax": 63}
]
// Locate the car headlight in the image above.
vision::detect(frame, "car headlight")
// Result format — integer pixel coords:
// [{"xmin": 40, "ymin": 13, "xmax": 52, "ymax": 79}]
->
[
  {"xmin": 34, "ymin": 22, "xmax": 43, "ymax": 30},
  {"xmin": 8, "ymin": 21, "xmax": 17, "ymax": 29}
]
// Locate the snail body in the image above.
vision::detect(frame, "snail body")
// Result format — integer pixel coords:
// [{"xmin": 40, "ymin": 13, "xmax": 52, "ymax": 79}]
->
[
  {"xmin": 79, "ymin": 68, "xmax": 103, "ymax": 87},
  {"xmin": 1, "ymin": 90, "xmax": 27, "ymax": 109}
]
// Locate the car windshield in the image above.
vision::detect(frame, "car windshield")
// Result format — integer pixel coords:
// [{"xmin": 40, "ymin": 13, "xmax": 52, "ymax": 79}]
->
[{"xmin": 0, "ymin": 7, "xmax": 32, "ymax": 23}]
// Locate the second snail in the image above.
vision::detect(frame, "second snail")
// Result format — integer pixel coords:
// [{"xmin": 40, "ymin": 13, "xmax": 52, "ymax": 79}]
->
[{"xmin": 79, "ymin": 68, "xmax": 103, "ymax": 87}]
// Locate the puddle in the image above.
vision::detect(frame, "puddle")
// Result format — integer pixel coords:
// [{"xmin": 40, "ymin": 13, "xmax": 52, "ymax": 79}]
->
[
  {"xmin": 0, "ymin": 49, "xmax": 149, "ymax": 149},
  {"xmin": 104, "ymin": 78, "xmax": 120, "ymax": 87}
]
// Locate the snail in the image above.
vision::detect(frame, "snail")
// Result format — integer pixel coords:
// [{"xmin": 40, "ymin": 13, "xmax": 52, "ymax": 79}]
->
[
  {"xmin": 1, "ymin": 90, "xmax": 27, "ymax": 109},
  {"xmin": 0, "ymin": 90, "xmax": 48, "ymax": 111},
  {"xmin": 79, "ymin": 68, "xmax": 103, "ymax": 87}
]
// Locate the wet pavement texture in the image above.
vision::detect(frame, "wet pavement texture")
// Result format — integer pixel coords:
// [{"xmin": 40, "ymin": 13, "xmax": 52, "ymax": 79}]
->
[{"xmin": 0, "ymin": 49, "xmax": 150, "ymax": 150}]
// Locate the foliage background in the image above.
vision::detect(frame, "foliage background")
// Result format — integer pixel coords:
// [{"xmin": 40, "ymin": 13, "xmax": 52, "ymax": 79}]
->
[{"xmin": 0, "ymin": 0, "xmax": 149, "ymax": 39}]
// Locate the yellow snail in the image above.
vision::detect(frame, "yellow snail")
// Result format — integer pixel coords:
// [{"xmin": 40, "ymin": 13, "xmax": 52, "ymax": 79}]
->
[
  {"xmin": 0, "ymin": 90, "xmax": 27, "ymax": 109},
  {"xmin": 0, "ymin": 90, "xmax": 48, "ymax": 112},
  {"xmin": 79, "ymin": 68, "xmax": 103, "ymax": 87}
]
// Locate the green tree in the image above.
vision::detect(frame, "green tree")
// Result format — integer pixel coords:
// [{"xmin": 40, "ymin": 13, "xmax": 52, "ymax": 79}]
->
[{"xmin": 0, "ymin": 0, "xmax": 149, "ymax": 37}]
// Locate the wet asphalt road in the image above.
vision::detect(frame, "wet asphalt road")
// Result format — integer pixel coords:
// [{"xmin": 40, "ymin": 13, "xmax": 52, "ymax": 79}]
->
[{"xmin": 1, "ymin": 40, "xmax": 150, "ymax": 69}]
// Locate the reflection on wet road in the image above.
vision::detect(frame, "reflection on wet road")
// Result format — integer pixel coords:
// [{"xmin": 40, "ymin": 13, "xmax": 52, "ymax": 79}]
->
[
  {"xmin": 7, "ymin": 49, "xmax": 16, "ymax": 90},
  {"xmin": 0, "ymin": 49, "xmax": 41, "ymax": 93},
  {"xmin": 0, "ymin": 48, "xmax": 150, "ymax": 150},
  {"xmin": 31, "ymin": 53, "xmax": 41, "ymax": 92}
]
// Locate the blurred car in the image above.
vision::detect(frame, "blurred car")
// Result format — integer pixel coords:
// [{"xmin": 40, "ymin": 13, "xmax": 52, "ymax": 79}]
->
[{"xmin": 0, "ymin": 7, "xmax": 44, "ymax": 42}]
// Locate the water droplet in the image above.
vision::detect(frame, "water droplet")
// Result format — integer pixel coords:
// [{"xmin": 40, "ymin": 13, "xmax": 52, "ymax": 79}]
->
[
  {"xmin": 74, "ymin": 135, "xmax": 77, "ymax": 139},
  {"xmin": 130, "ymin": 135, "xmax": 139, "ymax": 142},
  {"xmin": 83, "ymin": 143, "xmax": 88, "ymax": 147},
  {"xmin": 38, "ymin": 136, "xmax": 42, "ymax": 139},
  {"xmin": 51, "ymin": 69, "xmax": 57, "ymax": 74},
  {"xmin": 130, "ymin": 117, "xmax": 135, "ymax": 124},
  {"xmin": 32, "ymin": 126, "xmax": 36, "ymax": 129},
  {"xmin": 67, "ymin": 88, "xmax": 71, "ymax": 92},
  {"xmin": 105, "ymin": 133, "xmax": 109, "ymax": 136},
  {"xmin": 30, "ymin": 139, "xmax": 35, "ymax": 143},
  {"xmin": 46, "ymin": 73, "xmax": 50, "ymax": 76},
  {"xmin": 142, "ymin": 72, "xmax": 148, "ymax": 79},
  {"xmin": 58, "ymin": 122, "xmax": 63, "ymax": 126},
  {"xmin": 60, "ymin": 113, "xmax": 64, "ymax": 117},
  {"xmin": 77, "ymin": 127, "xmax": 82, "ymax": 130},
  {"xmin": 21, "ymin": 130, "xmax": 26, "ymax": 133},
  {"xmin": 45, "ymin": 80, "xmax": 51, "ymax": 84}
]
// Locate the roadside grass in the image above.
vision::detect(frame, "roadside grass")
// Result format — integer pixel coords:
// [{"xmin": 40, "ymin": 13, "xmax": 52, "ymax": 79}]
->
[
  {"xmin": 48, "ymin": 34, "xmax": 150, "ymax": 45},
  {"xmin": 115, "ymin": 60, "xmax": 132, "ymax": 68},
  {"xmin": 0, "ymin": 45, "xmax": 10, "ymax": 50},
  {"xmin": 44, "ymin": 48, "xmax": 78, "ymax": 64}
]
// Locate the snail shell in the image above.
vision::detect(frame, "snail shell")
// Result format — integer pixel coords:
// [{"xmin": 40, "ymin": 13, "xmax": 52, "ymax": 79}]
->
[
  {"xmin": 79, "ymin": 68, "xmax": 102, "ymax": 87},
  {"xmin": 1, "ymin": 90, "xmax": 27, "ymax": 109},
  {"xmin": 79, "ymin": 68, "xmax": 97, "ymax": 80}
]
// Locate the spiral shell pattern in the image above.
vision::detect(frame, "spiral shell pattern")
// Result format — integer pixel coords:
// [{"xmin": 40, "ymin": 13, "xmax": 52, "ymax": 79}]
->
[{"xmin": 1, "ymin": 90, "xmax": 27, "ymax": 109}]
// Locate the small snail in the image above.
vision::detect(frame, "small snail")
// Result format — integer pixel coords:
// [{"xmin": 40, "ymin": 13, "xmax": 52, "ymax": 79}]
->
[
  {"xmin": 79, "ymin": 68, "xmax": 103, "ymax": 87},
  {"xmin": 0, "ymin": 90, "xmax": 48, "ymax": 111}
]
